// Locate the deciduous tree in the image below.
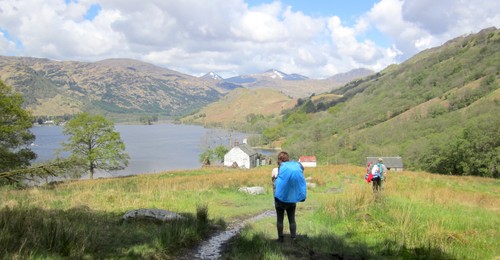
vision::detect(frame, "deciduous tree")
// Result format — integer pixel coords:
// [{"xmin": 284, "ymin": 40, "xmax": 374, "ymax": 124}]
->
[
  {"xmin": 62, "ymin": 113, "xmax": 129, "ymax": 179},
  {"xmin": 0, "ymin": 81, "xmax": 36, "ymax": 183}
]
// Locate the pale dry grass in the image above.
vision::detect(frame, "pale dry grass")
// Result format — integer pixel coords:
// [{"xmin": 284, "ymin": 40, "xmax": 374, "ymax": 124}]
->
[{"xmin": 386, "ymin": 171, "xmax": 500, "ymax": 212}]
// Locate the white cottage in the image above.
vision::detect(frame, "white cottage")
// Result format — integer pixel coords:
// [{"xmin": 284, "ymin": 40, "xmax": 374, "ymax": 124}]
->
[
  {"xmin": 366, "ymin": 157, "xmax": 404, "ymax": 171},
  {"xmin": 224, "ymin": 143, "xmax": 258, "ymax": 169},
  {"xmin": 298, "ymin": 156, "xmax": 317, "ymax": 167}
]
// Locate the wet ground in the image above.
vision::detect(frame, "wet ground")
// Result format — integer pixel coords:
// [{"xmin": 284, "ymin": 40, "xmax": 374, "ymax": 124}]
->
[{"xmin": 182, "ymin": 210, "xmax": 276, "ymax": 259}]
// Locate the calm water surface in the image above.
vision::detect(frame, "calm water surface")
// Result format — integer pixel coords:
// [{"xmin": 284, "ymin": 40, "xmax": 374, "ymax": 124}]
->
[{"xmin": 31, "ymin": 124, "xmax": 249, "ymax": 178}]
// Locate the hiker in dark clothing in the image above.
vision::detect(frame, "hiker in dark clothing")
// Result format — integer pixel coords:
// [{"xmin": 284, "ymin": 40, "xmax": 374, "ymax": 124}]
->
[{"xmin": 273, "ymin": 151, "xmax": 306, "ymax": 242}]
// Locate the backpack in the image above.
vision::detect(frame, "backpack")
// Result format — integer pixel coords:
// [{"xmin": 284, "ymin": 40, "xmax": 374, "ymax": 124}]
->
[
  {"xmin": 275, "ymin": 161, "xmax": 307, "ymax": 203},
  {"xmin": 377, "ymin": 163, "xmax": 384, "ymax": 175},
  {"xmin": 373, "ymin": 163, "xmax": 384, "ymax": 180},
  {"xmin": 365, "ymin": 163, "xmax": 373, "ymax": 183}
]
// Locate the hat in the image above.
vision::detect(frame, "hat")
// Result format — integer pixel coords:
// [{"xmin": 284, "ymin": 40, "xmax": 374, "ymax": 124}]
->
[{"xmin": 378, "ymin": 158, "xmax": 383, "ymax": 162}]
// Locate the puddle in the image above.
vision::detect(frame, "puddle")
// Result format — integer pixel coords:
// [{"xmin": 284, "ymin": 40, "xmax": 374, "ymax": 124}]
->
[{"xmin": 182, "ymin": 210, "xmax": 276, "ymax": 259}]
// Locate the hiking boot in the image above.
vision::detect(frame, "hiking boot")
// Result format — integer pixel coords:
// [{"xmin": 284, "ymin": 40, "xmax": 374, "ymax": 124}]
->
[{"xmin": 277, "ymin": 236, "xmax": 284, "ymax": 243}]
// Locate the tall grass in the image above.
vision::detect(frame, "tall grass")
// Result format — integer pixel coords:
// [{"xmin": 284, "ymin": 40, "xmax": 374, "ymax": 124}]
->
[
  {"xmin": 1, "ymin": 165, "xmax": 499, "ymax": 259},
  {"xmin": 223, "ymin": 166, "xmax": 500, "ymax": 259}
]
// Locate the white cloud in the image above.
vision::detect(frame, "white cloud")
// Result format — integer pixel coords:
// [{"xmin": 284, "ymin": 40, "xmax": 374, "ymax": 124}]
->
[
  {"xmin": 367, "ymin": 0, "xmax": 500, "ymax": 59},
  {"xmin": 0, "ymin": 0, "xmax": 499, "ymax": 79}
]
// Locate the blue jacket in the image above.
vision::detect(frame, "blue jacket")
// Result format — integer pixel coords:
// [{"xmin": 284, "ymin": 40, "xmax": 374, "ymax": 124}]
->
[{"xmin": 275, "ymin": 161, "xmax": 307, "ymax": 203}]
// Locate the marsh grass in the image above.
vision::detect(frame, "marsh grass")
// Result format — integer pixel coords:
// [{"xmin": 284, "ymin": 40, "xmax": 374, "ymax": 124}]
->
[{"xmin": 1, "ymin": 165, "xmax": 499, "ymax": 259}]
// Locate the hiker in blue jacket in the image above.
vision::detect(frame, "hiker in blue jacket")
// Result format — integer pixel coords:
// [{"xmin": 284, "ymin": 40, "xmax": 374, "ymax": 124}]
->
[{"xmin": 274, "ymin": 151, "xmax": 307, "ymax": 242}]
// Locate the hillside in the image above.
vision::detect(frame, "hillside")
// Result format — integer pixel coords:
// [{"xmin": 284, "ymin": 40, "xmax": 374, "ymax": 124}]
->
[
  {"xmin": 0, "ymin": 57, "xmax": 223, "ymax": 118},
  {"xmin": 180, "ymin": 88, "xmax": 297, "ymax": 127},
  {"xmin": 262, "ymin": 27, "xmax": 500, "ymax": 176}
]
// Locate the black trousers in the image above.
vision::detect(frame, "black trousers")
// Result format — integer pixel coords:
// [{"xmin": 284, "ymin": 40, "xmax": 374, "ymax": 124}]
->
[{"xmin": 275, "ymin": 198, "xmax": 297, "ymax": 238}]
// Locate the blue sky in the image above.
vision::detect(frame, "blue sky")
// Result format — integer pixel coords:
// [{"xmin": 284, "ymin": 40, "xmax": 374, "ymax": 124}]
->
[
  {"xmin": 0, "ymin": 0, "xmax": 499, "ymax": 78},
  {"xmin": 247, "ymin": 0, "xmax": 378, "ymax": 21}
]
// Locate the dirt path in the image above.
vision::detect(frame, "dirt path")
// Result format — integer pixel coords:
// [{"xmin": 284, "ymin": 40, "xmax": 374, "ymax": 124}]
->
[{"xmin": 182, "ymin": 210, "xmax": 276, "ymax": 259}]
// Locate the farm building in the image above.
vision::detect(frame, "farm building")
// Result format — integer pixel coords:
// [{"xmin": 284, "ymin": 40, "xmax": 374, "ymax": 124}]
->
[
  {"xmin": 224, "ymin": 142, "xmax": 258, "ymax": 169},
  {"xmin": 298, "ymin": 156, "xmax": 317, "ymax": 167},
  {"xmin": 366, "ymin": 157, "xmax": 404, "ymax": 171}
]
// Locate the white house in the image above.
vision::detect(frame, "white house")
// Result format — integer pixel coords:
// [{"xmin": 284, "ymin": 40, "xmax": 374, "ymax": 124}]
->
[
  {"xmin": 298, "ymin": 156, "xmax": 317, "ymax": 167},
  {"xmin": 224, "ymin": 143, "xmax": 258, "ymax": 169}
]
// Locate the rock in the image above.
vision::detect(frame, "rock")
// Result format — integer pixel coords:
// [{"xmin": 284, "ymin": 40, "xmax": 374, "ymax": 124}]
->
[
  {"xmin": 122, "ymin": 208, "xmax": 185, "ymax": 222},
  {"xmin": 238, "ymin": 186, "xmax": 266, "ymax": 195},
  {"xmin": 306, "ymin": 182, "xmax": 317, "ymax": 189}
]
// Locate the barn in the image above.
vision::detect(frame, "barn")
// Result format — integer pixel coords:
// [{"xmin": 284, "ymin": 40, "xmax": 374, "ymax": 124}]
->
[
  {"xmin": 298, "ymin": 156, "xmax": 317, "ymax": 167},
  {"xmin": 223, "ymin": 143, "xmax": 258, "ymax": 169},
  {"xmin": 366, "ymin": 157, "xmax": 404, "ymax": 171}
]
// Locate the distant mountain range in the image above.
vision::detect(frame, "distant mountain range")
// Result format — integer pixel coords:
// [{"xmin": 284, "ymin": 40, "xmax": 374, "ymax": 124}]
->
[{"xmin": 0, "ymin": 55, "xmax": 374, "ymax": 117}]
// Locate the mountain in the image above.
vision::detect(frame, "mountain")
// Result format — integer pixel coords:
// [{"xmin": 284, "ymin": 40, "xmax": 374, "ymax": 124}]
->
[
  {"xmin": 200, "ymin": 72, "xmax": 223, "ymax": 81},
  {"xmin": 326, "ymin": 68, "xmax": 374, "ymax": 85},
  {"xmin": 0, "ymin": 57, "xmax": 222, "ymax": 117},
  {"xmin": 0, "ymin": 54, "xmax": 379, "ymax": 119},
  {"xmin": 263, "ymin": 27, "xmax": 500, "ymax": 176},
  {"xmin": 224, "ymin": 69, "xmax": 309, "ymax": 83},
  {"xmin": 224, "ymin": 69, "xmax": 334, "ymax": 98}
]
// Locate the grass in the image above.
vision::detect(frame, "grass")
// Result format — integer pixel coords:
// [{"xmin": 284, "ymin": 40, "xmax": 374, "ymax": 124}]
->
[{"xmin": 1, "ymin": 165, "xmax": 499, "ymax": 259}]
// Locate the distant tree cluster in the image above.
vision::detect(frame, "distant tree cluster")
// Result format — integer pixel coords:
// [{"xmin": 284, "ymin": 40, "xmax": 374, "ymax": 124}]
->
[
  {"xmin": 199, "ymin": 145, "xmax": 228, "ymax": 166},
  {"xmin": 139, "ymin": 114, "xmax": 159, "ymax": 125}
]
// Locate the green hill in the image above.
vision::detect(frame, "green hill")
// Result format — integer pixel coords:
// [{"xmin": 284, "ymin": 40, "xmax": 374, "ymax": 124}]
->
[{"xmin": 262, "ymin": 27, "xmax": 500, "ymax": 177}]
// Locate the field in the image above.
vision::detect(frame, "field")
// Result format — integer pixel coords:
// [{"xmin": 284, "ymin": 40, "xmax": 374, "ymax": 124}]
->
[{"xmin": 1, "ymin": 165, "xmax": 499, "ymax": 259}]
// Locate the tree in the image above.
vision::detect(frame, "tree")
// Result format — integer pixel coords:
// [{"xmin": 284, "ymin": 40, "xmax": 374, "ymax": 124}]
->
[
  {"xmin": 62, "ymin": 113, "xmax": 129, "ymax": 179},
  {"xmin": 198, "ymin": 145, "xmax": 228, "ymax": 165},
  {"xmin": 0, "ymin": 81, "xmax": 36, "ymax": 183},
  {"xmin": 213, "ymin": 145, "xmax": 229, "ymax": 163}
]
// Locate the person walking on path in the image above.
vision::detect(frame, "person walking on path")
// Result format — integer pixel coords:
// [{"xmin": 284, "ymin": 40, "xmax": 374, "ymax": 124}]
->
[{"xmin": 273, "ymin": 151, "xmax": 307, "ymax": 242}]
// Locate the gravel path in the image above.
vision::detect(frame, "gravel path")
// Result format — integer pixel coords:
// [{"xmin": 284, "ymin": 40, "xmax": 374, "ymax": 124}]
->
[{"xmin": 181, "ymin": 210, "xmax": 276, "ymax": 259}]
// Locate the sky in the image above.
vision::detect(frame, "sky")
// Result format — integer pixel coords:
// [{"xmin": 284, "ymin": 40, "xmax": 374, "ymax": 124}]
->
[{"xmin": 0, "ymin": 0, "xmax": 499, "ymax": 79}]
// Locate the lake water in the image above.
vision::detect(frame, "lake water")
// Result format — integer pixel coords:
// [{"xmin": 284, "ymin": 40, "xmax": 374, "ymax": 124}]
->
[{"xmin": 30, "ymin": 124, "xmax": 259, "ymax": 178}]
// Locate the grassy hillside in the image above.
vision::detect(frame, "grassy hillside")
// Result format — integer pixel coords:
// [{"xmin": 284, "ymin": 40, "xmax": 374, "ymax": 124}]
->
[
  {"xmin": 260, "ymin": 27, "xmax": 500, "ymax": 176},
  {"xmin": 180, "ymin": 88, "xmax": 297, "ymax": 128},
  {"xmin": 1, "ymin": 166, "xmax": 498, "ymax": 259}
]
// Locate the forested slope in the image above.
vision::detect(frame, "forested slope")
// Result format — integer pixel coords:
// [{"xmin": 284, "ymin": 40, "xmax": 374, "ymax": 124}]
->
[{"xmin": 265, "ymin": 27, "xmax": 499, "ymax": 177}]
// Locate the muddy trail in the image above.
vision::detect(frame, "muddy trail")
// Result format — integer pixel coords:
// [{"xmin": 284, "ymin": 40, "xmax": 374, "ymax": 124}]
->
[{"xmin": 180, "ymin": 210, "xmax": 276, "ymax": 259}]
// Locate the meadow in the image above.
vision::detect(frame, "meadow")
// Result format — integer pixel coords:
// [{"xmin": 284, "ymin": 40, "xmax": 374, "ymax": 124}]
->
[{"xmin": 1, "ymin": 165, "xmax": 499, "ymax": 259}]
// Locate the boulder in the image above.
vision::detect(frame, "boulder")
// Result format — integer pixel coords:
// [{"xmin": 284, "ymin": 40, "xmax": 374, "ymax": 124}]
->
[
  {"xmin": 238, "ymin": 186, "xmax": 266, "ymax": 195},
  {"xmin": 122, "ymin": 208, "xmax": 185, "ymax": 222}
]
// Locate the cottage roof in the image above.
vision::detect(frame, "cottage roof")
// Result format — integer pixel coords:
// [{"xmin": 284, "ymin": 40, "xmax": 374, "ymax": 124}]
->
[
  {"xmin": 366, "ymin": 157, "xmax": 403, "ymax": 168},
  {"xmin": 299, "ymin": 156, "xmax": 316, "ymax": 162},
  {"xmin": 238, "ymin": 143, "xmax": 257, "ymax": 156}
]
